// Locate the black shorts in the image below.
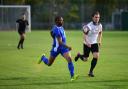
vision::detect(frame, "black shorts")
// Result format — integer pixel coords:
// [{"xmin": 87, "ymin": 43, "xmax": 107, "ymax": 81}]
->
[
  {"xmin": 18, "ymin": 31, "xmax": 25, "ymax": 35},
  {"xmin": 83, "ymin": 43, "xmax": 99, "ymax": 57}
]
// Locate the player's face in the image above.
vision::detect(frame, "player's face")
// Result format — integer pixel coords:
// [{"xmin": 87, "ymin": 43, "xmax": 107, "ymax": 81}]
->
[
  {"xmin": 92, "ymin": 14, "xmax": 100, "ymax": 23},
  {"xmin": 56, "ymin": 17, "xmax": 63, "ymax": 27},
  {"xmin": 22, "ymin": 15, "xmax": 26, "ymax": 20}
]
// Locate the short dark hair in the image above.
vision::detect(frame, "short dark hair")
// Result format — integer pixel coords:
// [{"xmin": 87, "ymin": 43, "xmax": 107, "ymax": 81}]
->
[
  {"xmin": 91, "ymin": 11, "xmax": 100, "ymax": 17},
  {"xmin": 55, "ymin": 16, "xmax": 62, "ymax": 22}
]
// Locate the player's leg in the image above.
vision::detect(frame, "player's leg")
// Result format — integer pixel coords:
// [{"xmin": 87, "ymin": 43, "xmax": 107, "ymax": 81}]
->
[
  {"xmin": 74, "ymin": 52, "xmax": 81, "ymax": 61},
  {"xmin": 75, "ymin": 44, "xmax": 90, "ymax": 62},
  {"xmin": 17, "ymin": 38, "xmax": 21, "ymax": 49},
  {"xmin": 88, "ymin": 43, "xmax": 99, "ymax": 77},
  {"xmin": 38, "ymin": 50, "xmax": 58, "ymax": 66},
  {"xmin": 63, "ymin": 52, "xmax": 74, "ymax": 77},
  {"xmin": 20, "ymin": 33, "xmax": 25, "ymax": 49},
  {"xmin": 40, "ymin": 55, "xmax": 56, "ymax": 66},
  {"xmin": 17, "ymin": 32, "xmax": 23, "ymax": 49},
  {"xmin": 62, "ymin": 51, "xmax": 78, "ymax": 81}
]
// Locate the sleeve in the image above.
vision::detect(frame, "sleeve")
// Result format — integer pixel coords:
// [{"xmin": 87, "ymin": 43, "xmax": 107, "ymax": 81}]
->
[
  {"xmin": 83, "ymin": 25, "xmax": 90, "ymax": 34},
  {"xmin": 16, "ymin": 19, "xmax": 20, "ymax": 23}
]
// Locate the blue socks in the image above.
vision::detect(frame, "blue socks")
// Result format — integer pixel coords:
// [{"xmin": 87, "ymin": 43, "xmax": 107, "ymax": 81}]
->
[
  {"xmin": 41, "ymin": 56, "xmax": 48, "ymax": 65},
  {"xmin": 68, "ymin": 62, "xmax": 74, "ymax": 77}
]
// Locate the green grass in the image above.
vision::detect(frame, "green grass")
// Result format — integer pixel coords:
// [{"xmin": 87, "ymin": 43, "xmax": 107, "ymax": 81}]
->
[{"xmin": 0, "ymin": 30, "xmax": 128, "ymax": 89}]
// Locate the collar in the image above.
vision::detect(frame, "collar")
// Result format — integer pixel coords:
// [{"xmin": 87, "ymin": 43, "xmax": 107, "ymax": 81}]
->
[{"xmin": 92, "ymin": 21, "xmax": 100, "ymax": 25}]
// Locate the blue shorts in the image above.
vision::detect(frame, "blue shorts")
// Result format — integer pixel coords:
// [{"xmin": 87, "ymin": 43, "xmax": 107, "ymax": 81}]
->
[{"xmin": 50, "ymin": 47, "xmax": 70, "ymax": 58}]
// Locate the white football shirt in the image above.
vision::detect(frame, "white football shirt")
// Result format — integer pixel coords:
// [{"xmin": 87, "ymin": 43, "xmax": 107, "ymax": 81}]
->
[{"xmin": 83, "ymin": 21, "xmax": 102, "ymax": 44}]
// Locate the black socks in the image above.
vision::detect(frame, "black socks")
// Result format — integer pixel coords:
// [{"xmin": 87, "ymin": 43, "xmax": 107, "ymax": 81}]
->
[
  {"xmin": 89, "ymin": 58, "xmax": 97, "ymax": 74},
  {"xmin": 17, "ymin": 39, "xmax": 24, "ymax": 49}
]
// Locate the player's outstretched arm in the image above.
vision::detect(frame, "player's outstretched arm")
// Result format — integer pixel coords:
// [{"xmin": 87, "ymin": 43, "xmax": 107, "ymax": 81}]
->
[{"xmin": 57, "ymin": 37, "xmax": 72, "ymax": 50}]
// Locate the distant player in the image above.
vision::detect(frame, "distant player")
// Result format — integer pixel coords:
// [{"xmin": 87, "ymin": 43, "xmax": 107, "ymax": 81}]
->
[
  {"xmin": 38, "ymin": 16, "xmax": 78, "ymax": 81},
  {"xmin": 74, "ymin": 11, "xmax": 102, "ymax": 77},
  {"xmin": 16, "ymin": 14, "xmax": 29, "ymax": 49}
]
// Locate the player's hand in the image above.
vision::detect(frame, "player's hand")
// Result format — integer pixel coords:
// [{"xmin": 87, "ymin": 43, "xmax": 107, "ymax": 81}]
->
[
  {"xmin": 98, "ymin": 43, "xmax": 101, "ymax": 47},
  {"xmin": 86, "ymin": 43, "xmax": 91, "ymax": 48},
  {"xmin": 68, "ymin": 46, "xmax": 72, "ymax": 50}
]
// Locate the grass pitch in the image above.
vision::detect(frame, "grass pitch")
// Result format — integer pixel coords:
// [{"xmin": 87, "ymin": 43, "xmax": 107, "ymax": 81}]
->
[{"xmin": 0, "ymin": 30, "xmax": 128, "ymax": 89}]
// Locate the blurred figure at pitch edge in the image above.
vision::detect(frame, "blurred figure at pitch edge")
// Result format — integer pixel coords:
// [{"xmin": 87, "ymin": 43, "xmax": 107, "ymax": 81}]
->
[
  {"xmin": 16, "ymin": 14, "xmax": 29, "ymax": 49},
  {"xmin": 74, "ymin": 11, "xmax": 103, "ymax": 77}
]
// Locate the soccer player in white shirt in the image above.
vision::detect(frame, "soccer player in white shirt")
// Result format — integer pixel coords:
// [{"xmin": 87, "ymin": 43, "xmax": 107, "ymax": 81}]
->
[{"xmin": 74, "ymin": 11, "xmax": 102, "ymax": 77}]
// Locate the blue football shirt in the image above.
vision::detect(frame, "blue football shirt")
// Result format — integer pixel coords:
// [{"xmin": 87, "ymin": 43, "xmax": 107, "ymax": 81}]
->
[{"xmin": 51, "ymin": 25, "xmax": 66, "ymax": 51}]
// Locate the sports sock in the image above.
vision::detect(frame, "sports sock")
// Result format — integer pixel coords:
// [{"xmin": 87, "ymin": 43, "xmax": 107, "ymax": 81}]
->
[
  {"xmin": 89, "ymin": 58, "xmax": 97, "ymax": 74},
  {"xmin": 41, "ymin": 56, "xmax": 48, "ymax": 65},
  {"xmin": 21, "ymin": 39, "xmax": 24, "ymax": 48},
  {"xmin": 68, "ymin": 61, "xmax": 74, "ymax": 77},
  {"xmin": 17, "ymin": 39, "xmax": 22, "ymax": 48}
]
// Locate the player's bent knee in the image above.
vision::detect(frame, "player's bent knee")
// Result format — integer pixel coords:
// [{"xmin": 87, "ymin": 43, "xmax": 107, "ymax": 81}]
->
[
  {"xmin": 67, "ymin": 59, "xmax": 72, "ymax": 63},
  {"xmin": 93, "ymin": 56, "xmax": 99, "ymax": 59},
  {"xmin": 93, "ymin": 53, "xmax": 99, "ymax": 59},
  {"xmin": 64, "ymin": 56, "xmax": 72, "ymax": 62},
  {"xmin": 83, "ymin": 57, "xmax": 88, "ymax": 62}
]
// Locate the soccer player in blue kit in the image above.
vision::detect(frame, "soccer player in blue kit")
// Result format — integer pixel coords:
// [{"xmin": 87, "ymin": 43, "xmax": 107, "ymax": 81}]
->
[{"xmin": 38, "ymin": 16, "xmax": 78, "ymax": 81}]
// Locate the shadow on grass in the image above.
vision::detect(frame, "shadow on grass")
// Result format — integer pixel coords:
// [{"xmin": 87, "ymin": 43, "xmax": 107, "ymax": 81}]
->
[
  {"xmin": 0, "ymin": 77, "xmax": 28, "ymax": 80},
  {"xmin": 0, "ymin": 76, "xmax": 128, "ymax": 87}
]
